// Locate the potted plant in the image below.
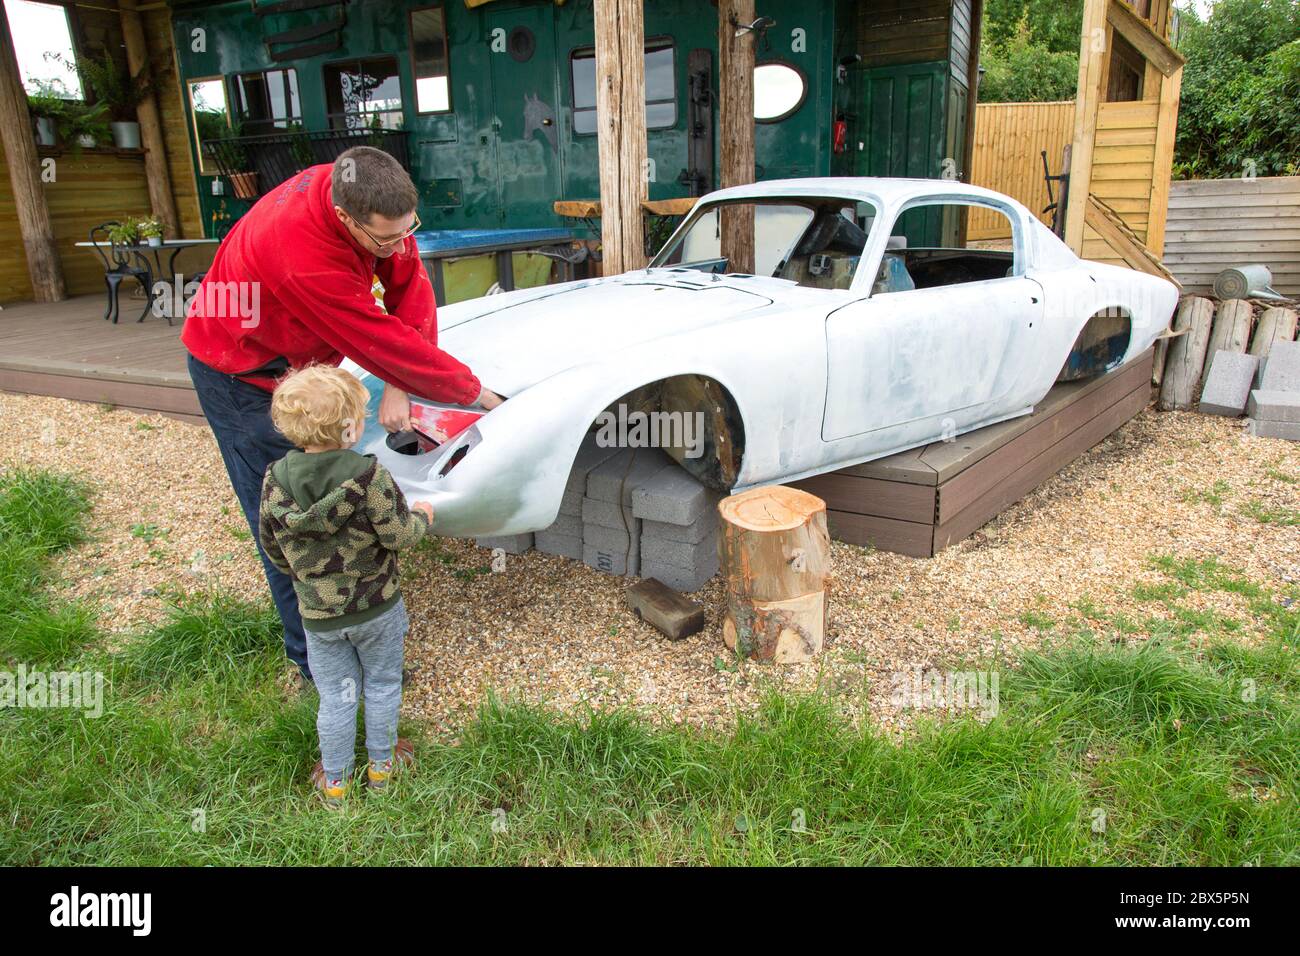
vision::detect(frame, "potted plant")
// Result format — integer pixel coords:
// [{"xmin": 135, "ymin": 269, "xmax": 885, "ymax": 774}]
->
[
  {"xmin": 27, "ymin": 86, "xmax": 66, "ymax": 147},
  {"xmin": 47, "ymin": 50, "xmax": 150, "ymax": 149},
  {"xmin": 106, "ymin": 220, "xmax": 140, "ymax": 246},
  {"xmin": 285, "ymin": 120, "xmax": 314, "ymax": 171},
  {"xmin": 56, "ymin": 100, "xmax": 110, "ymax": 154},
  {"xmin": 217, "ymin": 121, "xmax": 258, "ymax": 200},
  {"xmin": 137, "ymin": 217, "xmax": 163, "ymax": 248}
]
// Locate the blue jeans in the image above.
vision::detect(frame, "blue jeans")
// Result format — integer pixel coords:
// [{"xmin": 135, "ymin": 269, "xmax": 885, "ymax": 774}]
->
[{"xmin": 186, "ymin": 353, "xmax": 310, "ymax": 678}]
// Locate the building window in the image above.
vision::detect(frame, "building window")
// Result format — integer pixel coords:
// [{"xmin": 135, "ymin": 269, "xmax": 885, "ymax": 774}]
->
[
  {"xmin": 324, "ymin": 56, "xmax": 403, "ymax": 130},
  {"xmin": 571, "ymin": 38, "xmax": 675, "ymax": 135},
  {"xmin": 187, "ymin": 77, "xmax": 229, "ymax": 177},
  {"xmin": 231, "ymin": 69, "xmax": 301, "ymax": 133},
  {"xmin": 1105, "ymin": 32, "xmax": 1145, "ymax": 102},
  {"xmin": 4, "ymin": 0, "xmax": 82, "ymax": 97},
  {"xmin": 410, "ymin": 5, "xmax": 451, "ymax": 113},
  {"xmin": 754, "ymin": 62, "xmax": 806, "ymax": 123}
]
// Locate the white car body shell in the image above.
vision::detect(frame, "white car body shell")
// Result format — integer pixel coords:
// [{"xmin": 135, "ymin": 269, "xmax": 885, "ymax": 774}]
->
[{"xmin": 345, "ymin": 177, "xmax": 1178, "ymax": 537}]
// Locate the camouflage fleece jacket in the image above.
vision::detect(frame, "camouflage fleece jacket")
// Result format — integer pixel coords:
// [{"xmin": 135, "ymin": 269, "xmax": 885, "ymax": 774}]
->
[{"xmin": 258, "ymin": 448, "xmax": 431, "ymax": 632}]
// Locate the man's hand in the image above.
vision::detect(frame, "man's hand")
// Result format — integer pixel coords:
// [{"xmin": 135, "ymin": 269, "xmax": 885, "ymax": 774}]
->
[
  {"xmin": 476, "ymin": 386, "xmax": 505, "ymax": 410},
  {"xmin": 411, "ymin": 501, "xmax": 435, "ymax": 523},
  {"xmin": 379, "ymin": 384, "xmax": 411, "ymax": 433}
]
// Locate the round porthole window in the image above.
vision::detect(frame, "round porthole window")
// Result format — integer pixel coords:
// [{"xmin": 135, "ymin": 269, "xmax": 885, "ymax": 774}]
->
[
  {"xmin": 508, "ymin": 26, "xmax": 535, "ymax": 63},
  {"xmin": 754, "ymin": 62, "xmax": 805, "ymax": 122}
]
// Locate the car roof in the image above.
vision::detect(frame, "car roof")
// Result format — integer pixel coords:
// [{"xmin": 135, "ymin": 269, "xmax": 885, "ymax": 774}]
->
[{"xmin": 699, "ymin": 176, "xmax": 1024, "ymax": 212}]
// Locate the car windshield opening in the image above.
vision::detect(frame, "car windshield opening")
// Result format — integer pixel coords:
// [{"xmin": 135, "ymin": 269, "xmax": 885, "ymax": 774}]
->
[{"xmin": 651, "ymin": 198, "xmax": 874, "ymax": 290}]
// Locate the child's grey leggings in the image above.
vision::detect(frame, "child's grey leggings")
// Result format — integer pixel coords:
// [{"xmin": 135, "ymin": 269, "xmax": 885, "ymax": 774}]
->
[{"xmin": 305, "ymin": 598, "xmax": 408, "ymax": 780}]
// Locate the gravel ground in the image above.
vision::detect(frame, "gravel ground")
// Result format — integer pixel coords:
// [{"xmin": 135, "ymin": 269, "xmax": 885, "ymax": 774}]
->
[{"xmin": 2, "ymin": 390, "xmax": 1297, "ymax": 733}]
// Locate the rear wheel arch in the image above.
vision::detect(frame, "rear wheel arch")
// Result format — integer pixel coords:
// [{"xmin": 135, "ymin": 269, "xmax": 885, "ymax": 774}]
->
[{"xmin": 1057, "ymin": 305, "xmax": 1133, "ymax": 382}]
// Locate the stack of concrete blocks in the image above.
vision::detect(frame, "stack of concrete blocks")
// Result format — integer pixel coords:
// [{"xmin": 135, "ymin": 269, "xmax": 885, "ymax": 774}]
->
[
  {"xmin": 479, "ymin": 433, "xmax": 726, "ymax": 591},
  {"xmin": 532, "ymin": 434, "xmax": 621, "ymax": 560},
  {"xmin": 581, "ymin": 448, "xmax": 673, "ymax": 576},
  {"xmin": 632, "ymin": 466, "xmax": 722, "ymax": 592},
  {"xmin": 1248, "ymin": 340, "xmax": 1300, "ymax": 441}
]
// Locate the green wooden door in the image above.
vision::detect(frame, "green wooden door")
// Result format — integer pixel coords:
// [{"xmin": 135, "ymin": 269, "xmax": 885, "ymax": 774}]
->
[
  {"xmin": 485, "ymin": 4, "xmax": 563, "ymax": 227},
  {"xmin": 853, "ymin": 60, "xmax": 949, "ymax": 248}
]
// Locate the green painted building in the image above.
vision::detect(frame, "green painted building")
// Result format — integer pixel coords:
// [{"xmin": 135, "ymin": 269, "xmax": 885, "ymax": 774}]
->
[{"xmin": 171, "ymin": 0, "xmax": 982, "ymax": 248}]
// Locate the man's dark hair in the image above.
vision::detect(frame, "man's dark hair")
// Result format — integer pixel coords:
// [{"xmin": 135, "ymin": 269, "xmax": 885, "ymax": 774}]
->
[{"xmin": 331, "ymin": 146, "xmax": 419, "ymax": 223}]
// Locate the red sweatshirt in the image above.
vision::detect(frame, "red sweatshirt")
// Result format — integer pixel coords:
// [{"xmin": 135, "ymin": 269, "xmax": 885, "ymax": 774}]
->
[{"xmin": 181, "ymin": 163, "xmax": 481, "ymax": 403}]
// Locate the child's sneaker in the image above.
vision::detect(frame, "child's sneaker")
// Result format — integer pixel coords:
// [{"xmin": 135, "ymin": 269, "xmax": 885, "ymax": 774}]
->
[
  {"xmin": 367, "ymin": 737, "xmax": 415, "ymax": 791},
  {"xmin": 310, "ymin": 761, "xmax": 351, "ymax": 809}
]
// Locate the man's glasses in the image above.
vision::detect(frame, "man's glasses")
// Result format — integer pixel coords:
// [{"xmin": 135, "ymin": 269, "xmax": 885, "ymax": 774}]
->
[{"xmin": 348, "ymin": 211, "xmax": 421, "ymax": 249}]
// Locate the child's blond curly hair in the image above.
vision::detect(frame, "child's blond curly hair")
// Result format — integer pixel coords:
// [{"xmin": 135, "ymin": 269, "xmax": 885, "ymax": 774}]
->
[{"xmin": 270, "ymin": 364, "xmax": 370, "ymax": 449}]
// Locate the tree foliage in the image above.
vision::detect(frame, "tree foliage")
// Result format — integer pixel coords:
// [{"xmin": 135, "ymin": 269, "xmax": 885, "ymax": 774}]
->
[
  {"xmin": 978, "ymin": 0, "xmax": 1082, "ymax": 103},
  {"xmin": 1173, "ymin": 0, "xmax": 1300, "ymax": 179}
]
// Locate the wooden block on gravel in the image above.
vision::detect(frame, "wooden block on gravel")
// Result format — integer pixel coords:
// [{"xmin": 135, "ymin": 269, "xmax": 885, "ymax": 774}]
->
[{"xmin": 625, "ymin": 578, "xmax": 705, "ymax": 640}]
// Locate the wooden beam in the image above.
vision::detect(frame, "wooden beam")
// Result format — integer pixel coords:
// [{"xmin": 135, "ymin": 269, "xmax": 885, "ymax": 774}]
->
[
  {"xmin": 718, "ymin": 0, "xmax": 756, "ymax": 275},
  {"xmin": 1106, "ymin": 0, "xmax": 1185, "ymax": 78},
  {"xmin": 957, "ymin": 0, "xmax": 984, "ymax": 246},
  {"xmin": 120, "ymin": 0, "xmax": 180, "ymax": 239},
  {"xmin": 593, "ymin": 0, "xmax": 647, "ymax": 275},
  {"xmin": 1144, "ymin": 63, "xmax": 1182, "ymax": 257},
  {"xmin": 0, "ymin": 5, "xmax": 65, "ymax": 301},
  {"xmin": 1064, "ymin": 0, "xmax": 1109, "ymax": 252}
]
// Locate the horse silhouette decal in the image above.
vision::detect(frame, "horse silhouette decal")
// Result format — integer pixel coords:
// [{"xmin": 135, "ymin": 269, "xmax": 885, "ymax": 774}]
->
[{"xmin": 522, "ymin": 93, "xmax": 558, "ymax": 152}]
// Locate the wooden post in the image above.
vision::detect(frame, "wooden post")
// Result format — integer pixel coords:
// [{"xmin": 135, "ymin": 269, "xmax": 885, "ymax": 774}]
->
[
  {"xmin": 1158, "ymin": 296, "xmax": 1214, "ymax": 411},
  {"xmin": 718, "ymin": 486, "xmax": 829, "ymax": 663},
  {"xmin": 718, "ymin": 0, "xmax": 755, "ymax": 275},
  {"xmin": 593, "ymin": 0, "xmax": 647, "ymax": 276},
  {"xmin": 0, "ymin": 5, "xmax": 65, "ymax": 302},
  {"xmin": 1249, "ymin": 307, "xmax": 1298, "ymax": 359},
  {"xmin": 120, "ymin": 0, "xmax": 179, "ymax": 238},
  {"xmin": 1200, "ymin": 299, "xmax": 1252, "ymax": 387},
  {"xmin": 1064, "ymin": 0, "xmax": 1109, "ymax": 253}
]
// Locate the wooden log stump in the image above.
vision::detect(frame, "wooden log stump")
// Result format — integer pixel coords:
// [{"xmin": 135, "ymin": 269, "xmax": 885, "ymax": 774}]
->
[
  {"xmin": 1158, "ymin": 296, "xmax": 1214, "ymax": 411},
  {"xmin": 718, "ymin": 485, "xmax": 829, "ymax": 663},
  {"xmin": 1200, "ymin": 299, "xmax": 1252, "ymax": 388},
  {"xmin": 1249, "ymin": 307, "xmax": 1298, "ymax": 359}
]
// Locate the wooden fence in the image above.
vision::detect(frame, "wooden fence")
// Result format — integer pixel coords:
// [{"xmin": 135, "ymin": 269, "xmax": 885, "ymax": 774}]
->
[
  {"xmin": 967, "ymin": 100, "xmax": 1074, "ymax": 241},
  {"xmin": 1164, "ymin": 176, "xmax": 1300, "ymax": 298}
]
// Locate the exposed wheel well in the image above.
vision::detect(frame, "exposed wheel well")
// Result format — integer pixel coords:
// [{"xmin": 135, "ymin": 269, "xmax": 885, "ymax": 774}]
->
[
  {"xmin": 590, "ymin": 375, "xmax": 745, "ymax": 491},
  {"xmin": 1057, "ymin": 306, "xmax": 1132, "ymax": 382}
]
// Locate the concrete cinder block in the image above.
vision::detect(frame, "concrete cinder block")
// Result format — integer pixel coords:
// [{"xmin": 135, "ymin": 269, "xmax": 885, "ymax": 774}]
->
[
  {"xmin": 566, "ymin": 433, "xmax": 622, "ymax": 492},
  {"xmin": 474, "ymin": 533, "xmax": 534, "ymax": 555},
  {"xmin": 1199, "ymin": 351, "xmax": 1260, "ymax": 417},
  {"xmin": 544, "ymin": 512, "xmax": 583, "ymax": 538},
  {"xmin": 583, "ymin": 543, "xmax": 639, "ymax": 577},
  {"xmin": 559, "ymin": 487, "xmax": 584, "ymax": 516},
  {"xmin": 535, "ymin": 530, "xmax": 582, "ymax": 560},
  {"xmin": 640, "ymin": 554, "xmax": 719, "ymax": 594},
  {"xmin": 581, "ymin": 496, "xmax": 637, "ymax": 530},
  {"xmin": 630, "ymin": 465, "xmax": 717, "ymax": 525},
  {"xmin": 585, "ymin": 448, "xmax": 673, "ymax": 504},
  {"xmin": 642, "ymin": 513, "xmax": 717, "ymax": 545},
  {"xmin": 1258, "ymin": 339, "xmax": 1300, "ymax": 392},
  {"xmin": 641, "ymin": 529, "xmax": 717, "ymax": 570},
  {"xmin": 584, "ymin": 519, "xmax": 641, "ymax": 555},
  {"xmin": 1249, "ymin": 418, "xmax": 1300, "ymax": 441},
  {"xmin": 1247, "ymin": 390, "xmax": 1300, "ymax": 423}
]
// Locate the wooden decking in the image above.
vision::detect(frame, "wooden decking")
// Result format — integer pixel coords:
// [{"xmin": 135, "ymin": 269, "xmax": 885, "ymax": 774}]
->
[
  {"xmin": 794, "ymin": 349, "xmax": 1155, "ymax": 557},
  {"xmin": 0, "ymin": 294, "xmax": 201, "ymax": 422}
]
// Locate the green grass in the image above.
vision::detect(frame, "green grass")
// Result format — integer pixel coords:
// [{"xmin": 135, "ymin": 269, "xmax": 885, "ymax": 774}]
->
[{"xmin": 0, "ymin": 470, "xmax": 1296, "ymax": 865}]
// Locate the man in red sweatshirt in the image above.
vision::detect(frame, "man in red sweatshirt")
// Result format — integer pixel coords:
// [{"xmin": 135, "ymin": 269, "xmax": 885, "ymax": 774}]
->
[{"xmin": 183, "ymin": 146, "xmax": 501, "ymax": 685}]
